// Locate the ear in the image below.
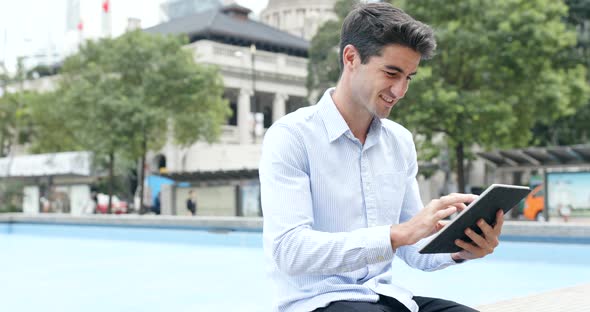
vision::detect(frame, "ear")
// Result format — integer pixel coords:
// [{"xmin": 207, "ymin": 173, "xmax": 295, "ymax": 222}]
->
[{"xmin": 341, "ymin": 44, "xmax": 359, "ymax": 70}]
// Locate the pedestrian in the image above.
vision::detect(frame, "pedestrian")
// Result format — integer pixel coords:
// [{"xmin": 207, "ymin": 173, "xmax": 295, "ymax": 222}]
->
[{"xmin": 186, "ymin": 190, "xmax": 197, "ymax": 216}]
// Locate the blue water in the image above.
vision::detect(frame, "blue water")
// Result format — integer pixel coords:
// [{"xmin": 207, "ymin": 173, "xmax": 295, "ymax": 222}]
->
[{"xmin": 1, "ymin": 224, "xmax": 589, "ymax": 312}]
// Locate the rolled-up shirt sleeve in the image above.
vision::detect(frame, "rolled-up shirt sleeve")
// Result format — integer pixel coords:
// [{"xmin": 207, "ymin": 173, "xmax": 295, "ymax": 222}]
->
[{"xmin": 260, "ymin": 124, "xmax": 395, "ymax": 276}]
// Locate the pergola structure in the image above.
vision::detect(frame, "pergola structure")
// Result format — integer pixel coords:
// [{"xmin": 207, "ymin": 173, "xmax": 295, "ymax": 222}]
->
[
  {"xmin": 478, "ymin": 144, "xmax": 590, "ymax": 170},
  {"xmin": 161, "ymin": 169, "xmax": 258, "ymax": 183},
  {"xmin": 478, "ymin": 144, "xmax": 590, "ymax": 221}
]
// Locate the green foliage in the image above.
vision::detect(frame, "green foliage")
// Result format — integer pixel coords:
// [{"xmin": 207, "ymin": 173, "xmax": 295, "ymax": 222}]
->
[
  {"xmin": 0, "ymin": 180, "xmax": 24, "ymax": 213},
  {"xmin": 391, "ymin": 0, "xmax": 590, "ymax": 189},
  {"xmin": 26, "ymin": 91, "xmax": 85, "ymax": 153},
  {"xmin": 0, "ymin": 91, "xmax": 45, "ymax": 156},
  {"xmin": 307, "ymin": 0, "xmax": 359, "ymax": 98},
  {"xmin": 53, "ymin": 31, "xmax": 229, "ymax": 158},
  {"xmin": 0, "ymin": 60, "xmax": 35, "ymax": 157},
  {"xmin": 17, "ymin": 31, "xmax": 230, "ymax": 207},
  {"xmin": 307, "ymin": 0, "xmax": 590, "ymax": 186},
  {"xmin": 394, "ymin": 0, "xmax": 588, "ymax": 149},
  {"xmin": 0, "ymin": 94, "xmax": 19, "ymax": 156},
  {"xmin": 531, "ymin": 0, "xmax": 590, "ymax": 145}
]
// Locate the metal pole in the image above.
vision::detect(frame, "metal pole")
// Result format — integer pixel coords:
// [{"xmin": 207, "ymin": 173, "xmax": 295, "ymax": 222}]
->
[
  {"xmin": 250, "ymin": 43, "xmax": 257, "ymax": 143},
  {"xmin": 250, "ymin": 43, "xmax": 256, "ymax": 112},
  {"xmin": 543, "ymin": 169, "xmax": 550, "ymax": 222}
]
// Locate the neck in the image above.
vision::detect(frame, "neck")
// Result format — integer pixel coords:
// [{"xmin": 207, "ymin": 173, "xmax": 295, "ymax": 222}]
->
[{"xmin": 331, "ymin": 80, "xmax": 373, "ymax": 144}]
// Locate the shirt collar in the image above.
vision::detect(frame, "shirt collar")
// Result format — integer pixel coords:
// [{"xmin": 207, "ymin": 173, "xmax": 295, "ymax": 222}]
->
[{"xmin": 318, "ymin": 88, "xmax": 383, "ymax": 144}]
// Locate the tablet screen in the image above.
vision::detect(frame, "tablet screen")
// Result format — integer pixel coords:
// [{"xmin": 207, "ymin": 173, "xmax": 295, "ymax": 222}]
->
[{"xmin": 418, "ymin": 184, "xmax": 531, "ymax": 254}]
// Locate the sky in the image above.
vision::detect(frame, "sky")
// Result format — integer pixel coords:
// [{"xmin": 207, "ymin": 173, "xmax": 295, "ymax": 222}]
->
[{"xmin": 0, "ymin": 0, "xmax": 269, "ymax": 73}]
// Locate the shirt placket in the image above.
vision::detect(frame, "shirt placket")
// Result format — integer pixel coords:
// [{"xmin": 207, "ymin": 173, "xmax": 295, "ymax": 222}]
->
[{"xmin": 361, "ymin": 149, "xmax": 377, "ymax": 227}]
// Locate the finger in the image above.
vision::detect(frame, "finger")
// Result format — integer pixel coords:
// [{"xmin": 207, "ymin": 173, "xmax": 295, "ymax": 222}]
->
[
  {"xmin": 476, "ymin": 219, "xmax": 500, "ymax": 248},
  {"xmin": 494, "ymin": 210, "xmax": 504, "ymax": 232},
  {"xmin": 477, "ymin": 218, "xmax": 495, "ymax": 237},
  {"xmin": 464, "ymin": 228, "xmax": 489, "ymax": 249},
  {"xmin": 454, "ymin": 239, "xmax": 481, "ymax": 256},
  {"xmin": 451, "ymin": 202, "xmax": 468, "ymax": 212},
  {"xmin": 439, "ymin": 193, "xmax": 479, "ymax": 208},
  {"xmin": 435, "ymin": 206, "xmax": 457, "ymax": 221}
]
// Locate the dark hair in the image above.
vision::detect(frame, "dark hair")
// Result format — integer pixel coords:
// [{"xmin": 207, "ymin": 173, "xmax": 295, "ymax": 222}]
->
[{"xmin": 339, "ymin": 2, "xmax": 436, "ymax": 71}]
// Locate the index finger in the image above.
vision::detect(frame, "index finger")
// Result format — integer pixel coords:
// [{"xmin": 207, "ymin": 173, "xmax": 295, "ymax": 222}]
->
[
  {"xmin": 439, "ymin": 193, "xmax": 478, "ymax": 207},
  {"xmin": 494, "ymin": 209, "xmax": 504, "ymax": 231}
]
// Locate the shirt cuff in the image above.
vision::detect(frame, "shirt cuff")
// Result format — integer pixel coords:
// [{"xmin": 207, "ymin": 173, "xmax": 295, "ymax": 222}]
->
[
  {"xmin": 363, "ymin": 225, "xmax": 395, "ymax": 265},
  {"xmin": 453, "ymin": 256, "xmax": 467, "ymax": 264}
]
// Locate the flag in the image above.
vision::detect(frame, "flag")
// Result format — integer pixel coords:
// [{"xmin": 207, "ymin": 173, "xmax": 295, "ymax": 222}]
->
[
  {"xmin": 102, "ymin": 0, "xmax": 110, "ymax": 13},
  {"xmin": 101, "ymin": 0, "xmax": 112, "ymax": 37}
]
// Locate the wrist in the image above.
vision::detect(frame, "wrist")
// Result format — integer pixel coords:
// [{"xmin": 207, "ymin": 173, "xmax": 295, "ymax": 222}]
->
[{"xmin": 389, "ymin": 224, "xmax": 412, "ymax": 250}]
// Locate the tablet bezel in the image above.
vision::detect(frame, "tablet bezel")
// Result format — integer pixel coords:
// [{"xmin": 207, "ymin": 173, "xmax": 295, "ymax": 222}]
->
[{"xmin": 418, "ymin": 184, "xmax": 531, "ymax": 254}]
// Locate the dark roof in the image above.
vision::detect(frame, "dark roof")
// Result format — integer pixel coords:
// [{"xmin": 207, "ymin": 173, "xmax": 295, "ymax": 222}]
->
[
  {"xmin": 144, "ymin": 6, "xmax": 309, "ymax": 57},
  {"xmin": 162, "ymin": 169, "xmax": 259, "ymax": 182},
  {"xmin": 478, "ymin": 144, "xmax": 590, "ymax": 169},
  {"xmin": 220, "ymin": 3, "xmax": 251, "ymax": 15}
]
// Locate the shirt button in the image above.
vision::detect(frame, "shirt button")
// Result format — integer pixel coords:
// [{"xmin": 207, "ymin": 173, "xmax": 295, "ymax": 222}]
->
[{"xmin": 377, "ymin": 256, "xmax": 385, "ymax": 261}]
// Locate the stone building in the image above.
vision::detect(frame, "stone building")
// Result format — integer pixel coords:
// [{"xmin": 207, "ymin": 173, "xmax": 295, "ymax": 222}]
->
[
  {"xmin": 260, "ymin": 0, "xmax": 337, "ymax": 40},
  {"xmin": 144, "ymin": 4, "xmax": 310, "ymax": 216}
]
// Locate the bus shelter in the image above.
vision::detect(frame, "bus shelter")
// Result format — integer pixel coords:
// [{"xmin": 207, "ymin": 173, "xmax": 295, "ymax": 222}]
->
[{"xmin": 478, "ymin": 144, "xmax": 590, "ymax": 221}]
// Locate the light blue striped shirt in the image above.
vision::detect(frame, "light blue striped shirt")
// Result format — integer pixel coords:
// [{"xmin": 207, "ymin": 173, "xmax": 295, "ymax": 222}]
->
[{"xmin": 260, "ymin": 88, "xmax": 456, "ymax": 312}]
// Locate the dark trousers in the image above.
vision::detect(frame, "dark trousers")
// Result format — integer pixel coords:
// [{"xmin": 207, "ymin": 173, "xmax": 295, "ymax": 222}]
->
[{"xmin": 313, "ymin": 295, "xmax": 478, "ymax": 312}]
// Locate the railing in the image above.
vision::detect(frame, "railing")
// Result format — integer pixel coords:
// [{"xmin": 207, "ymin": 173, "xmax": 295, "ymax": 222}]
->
[
  {"xmin": 213, "ymin": 46, "xmax": 240, "ymax": 58},
  {"xmin": 286, "ymin": 57, "xmax": 307, "ymax": 68},
  {"xmin": 220, "ymin": 125, "xmax": 239, "ymax": 143},
  {"xmin": 198, "ymin": 41, "xmax": 307, "ymax": 72}
]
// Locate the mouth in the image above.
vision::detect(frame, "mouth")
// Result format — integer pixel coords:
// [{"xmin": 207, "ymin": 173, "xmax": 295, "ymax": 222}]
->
[{"xmin": 379, "ymin": 94, "xmax": 395, "ymax": 107}]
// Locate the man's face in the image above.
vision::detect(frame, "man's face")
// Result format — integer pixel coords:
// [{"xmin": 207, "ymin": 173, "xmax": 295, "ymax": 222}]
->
[{"xmin": 350, "ymin": 44, "xmax": 421, "ymax": 119}]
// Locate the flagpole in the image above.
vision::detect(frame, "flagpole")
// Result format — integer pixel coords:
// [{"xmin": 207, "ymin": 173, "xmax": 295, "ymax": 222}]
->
[
  {"xmin": 102, "ymin": 0, "xmax": 112, "ymax": 38},
  {"xmin": 77, "ymin": 19, "xmax": 84, "ymax": 48}
]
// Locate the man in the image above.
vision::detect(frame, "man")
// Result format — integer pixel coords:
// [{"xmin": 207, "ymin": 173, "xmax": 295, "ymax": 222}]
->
[{"xmin": 259, "ymin": 3, "xmax": 503, "ymax": 312}]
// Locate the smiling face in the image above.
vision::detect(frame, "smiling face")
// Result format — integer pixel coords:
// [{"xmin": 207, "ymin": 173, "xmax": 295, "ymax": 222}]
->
[{"xmin": 348, "ymin": 44, "xmax": 421, "ymax": 119}]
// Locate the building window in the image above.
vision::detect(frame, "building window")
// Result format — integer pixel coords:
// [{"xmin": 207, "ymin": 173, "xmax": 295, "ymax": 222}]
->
[
  {"xmin": 227, "ymin": 100, "xmax": 237, "ymax": 126},
  {"xmin": 153, "ymin": 154, "xmax": 167, "ymax": 174}
]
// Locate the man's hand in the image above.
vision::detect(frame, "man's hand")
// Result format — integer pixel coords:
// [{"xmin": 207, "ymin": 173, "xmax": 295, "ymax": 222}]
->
[
  {"xmin": 390, "ymin": 193, "xmax": 478, "ymax": 249},
  {"xmin": 451, "ymin": 209, "xmax": 504, "ymax": 262}
]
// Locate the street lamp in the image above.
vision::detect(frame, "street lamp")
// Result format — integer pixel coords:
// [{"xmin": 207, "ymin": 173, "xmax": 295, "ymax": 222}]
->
[
  {"xmin": 250, "ymin": 43, "xmax": 265, "ymax": 143},
  {"xmin": 250, "ymin": 43, "xmax": 257, "ymax": 114}
]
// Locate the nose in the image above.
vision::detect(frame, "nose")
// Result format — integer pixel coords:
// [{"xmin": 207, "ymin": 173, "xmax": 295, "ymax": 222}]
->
[{"xmin": 390, "ymin": 79, "xmax": 409, "ymax": 100}]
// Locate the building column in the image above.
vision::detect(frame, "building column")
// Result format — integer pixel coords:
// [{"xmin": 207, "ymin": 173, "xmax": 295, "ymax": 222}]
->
[
  {"xmin": 22, "ymin": 185, "xmax": 40, "ymax": 215},
  {"xmin": 272, "ymin": 93, "xmax": 289, "ymax": 123},
  {"xmin": 238, "ymin": 88, "xmax": 253, "ymax": 144}
]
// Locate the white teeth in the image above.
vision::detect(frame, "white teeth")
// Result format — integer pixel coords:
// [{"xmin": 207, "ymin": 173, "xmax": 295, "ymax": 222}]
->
[{"xmin": 380, "ymin": 94, "xmax": 394, "ymax": 103}]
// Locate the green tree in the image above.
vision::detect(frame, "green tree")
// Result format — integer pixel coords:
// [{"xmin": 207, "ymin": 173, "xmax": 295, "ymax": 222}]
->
[
  {"xmin": 0, "ymin": 59, "xmax": 40, "ymax": 158},
  {"xmin": 530, "ymin": 0, "xmax": 590, "ymax": 145},
  {"xmin": 307, "ymin": 0, "xmax": 359, "ymax": 100},
  {"xmin": 44, "ymin": 30, "xmax": 230, "ymax": 212},
  {"xmin": 392, "ymin": 0, "xmax": 589, "ymax": 192},
  {"xmin": 0, "ymin": 94, "xmax": 19, "ymax": 157},
  {"xmin": 308, "ymin": 0, "xmax": 590, "ymax": 191}
]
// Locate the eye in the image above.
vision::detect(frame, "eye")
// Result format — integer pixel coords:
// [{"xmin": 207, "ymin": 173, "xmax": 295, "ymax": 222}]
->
[{"xmin": 384, "ymin": 71, "xmax": 398, "ymax": 77}]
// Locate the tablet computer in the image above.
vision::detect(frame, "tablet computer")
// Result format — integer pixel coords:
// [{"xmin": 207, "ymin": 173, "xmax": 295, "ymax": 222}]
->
[{"xmin": 418, "ymin": 184, "xmax": 531, "ymax": 254}]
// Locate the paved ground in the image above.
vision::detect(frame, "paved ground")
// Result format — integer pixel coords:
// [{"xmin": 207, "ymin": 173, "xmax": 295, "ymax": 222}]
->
[
  {"xmin": 549, "ymin": 217, "xmax": 590, "ymax": 224},
  {"xmin": 477, "ymin": 283, "xmax": 590, "ymax": 312},
  {"xmin": 478, "ymin": 217, "xmax": 590, "ymax": 311}
]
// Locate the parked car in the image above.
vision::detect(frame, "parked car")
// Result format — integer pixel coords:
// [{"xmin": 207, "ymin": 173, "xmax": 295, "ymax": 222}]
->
[{"xmin": 95, "ymin": 193, "xmax": 128, "ymax": 214}]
